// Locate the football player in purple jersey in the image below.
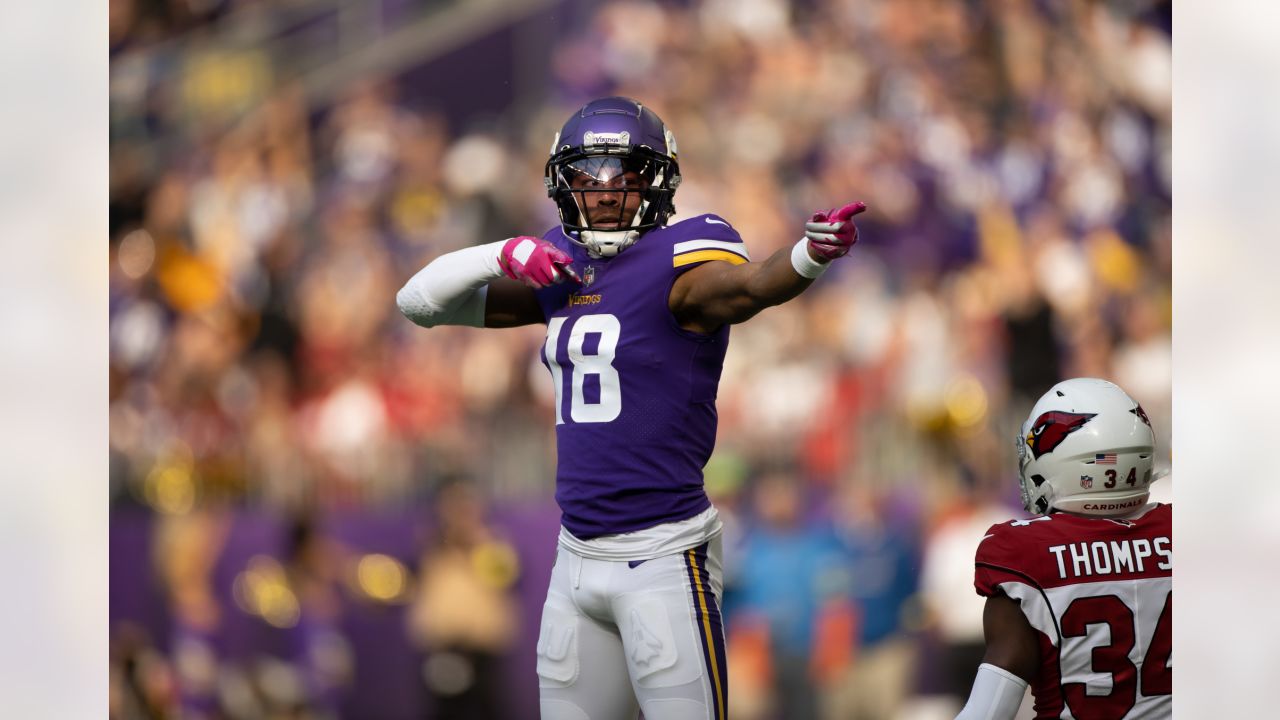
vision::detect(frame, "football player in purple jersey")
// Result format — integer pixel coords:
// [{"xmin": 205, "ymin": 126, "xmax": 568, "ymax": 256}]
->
[{"xmin": 397, "ymin": 96, "xmax": 866, "ymax": 720}]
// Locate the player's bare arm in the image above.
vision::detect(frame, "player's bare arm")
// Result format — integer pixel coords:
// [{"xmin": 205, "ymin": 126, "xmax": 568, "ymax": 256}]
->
[
  {"xmin": 483, "ymin": 278, "xmax": 543, "ymax": 328},
  {"xmin": 979, "ymin": 593, "xmax": 1039, "ymax": 681},
  {"xmin": 954, "ymin": 593, "xmax": 1035, "ymax": 720},
  {"xmin": 669, "ymin": 246, "xmax": 815, "ymax": 332},
  {"xmin": 669, "ymin": 202, "xmax": 866, "ymax": 333}
]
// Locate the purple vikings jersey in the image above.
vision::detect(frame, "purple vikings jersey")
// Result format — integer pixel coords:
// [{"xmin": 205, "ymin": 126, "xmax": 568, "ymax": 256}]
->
[{"xmin": 533, "ymin": 214, "xmax": 750, "ymax": 540}]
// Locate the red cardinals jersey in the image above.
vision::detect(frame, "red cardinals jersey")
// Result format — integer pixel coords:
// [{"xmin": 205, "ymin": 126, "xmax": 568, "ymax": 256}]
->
[{"xmin": 974, "ymin": 504, "xmax": 1172, "ymax": 719}]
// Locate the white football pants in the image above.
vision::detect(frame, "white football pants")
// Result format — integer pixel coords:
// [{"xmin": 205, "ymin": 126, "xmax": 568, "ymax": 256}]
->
[{"xmin": 536, "ymin": 538, "xmax": 728, "ymax": 720}]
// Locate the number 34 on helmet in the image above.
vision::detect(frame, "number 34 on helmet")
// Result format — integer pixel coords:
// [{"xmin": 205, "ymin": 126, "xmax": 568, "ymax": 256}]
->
[{"xmin": 1016, "ymin": 378, "xmax": 1159, "ymax": 517}]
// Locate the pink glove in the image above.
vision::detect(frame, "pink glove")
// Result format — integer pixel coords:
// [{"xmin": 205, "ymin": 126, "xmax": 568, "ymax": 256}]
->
[
  {"xmin": 804, "ymin": 201, "xmax": 867, "ymax": 262},
  {"xmin": 498, "ymin": 236, "xmax": 581, "ymax": 289}
]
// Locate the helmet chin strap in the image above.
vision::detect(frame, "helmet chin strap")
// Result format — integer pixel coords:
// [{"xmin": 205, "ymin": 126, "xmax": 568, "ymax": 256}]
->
[
  {"xmin": 574, "ymin": 198, "xmax": 647, "ymax": 258},
  {"xmin": 579, "ymin": 229, "xmax": 640, "ymax": 258}
]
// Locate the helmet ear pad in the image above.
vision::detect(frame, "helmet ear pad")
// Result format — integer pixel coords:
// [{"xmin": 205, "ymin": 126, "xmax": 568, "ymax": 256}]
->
[{"xmin": 1017, "ymin": 378, "xmax": 1157, "ymax": 517}]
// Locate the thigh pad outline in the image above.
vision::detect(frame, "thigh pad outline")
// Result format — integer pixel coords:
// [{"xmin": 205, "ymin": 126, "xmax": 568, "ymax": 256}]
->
[{"xmin": 536, "ymin": 597, "xmax": 580, "ymax": 686}]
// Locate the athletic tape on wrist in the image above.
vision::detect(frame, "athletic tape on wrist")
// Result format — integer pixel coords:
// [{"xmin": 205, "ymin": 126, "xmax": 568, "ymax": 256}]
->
[{"xmin": 791, "ymin": 238, "xmax": 830, "ymax": 279}]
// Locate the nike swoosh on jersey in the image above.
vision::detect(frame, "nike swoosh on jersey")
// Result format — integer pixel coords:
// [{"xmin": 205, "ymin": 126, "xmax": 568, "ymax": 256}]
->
[{"xmin": 704, "ymin": 217, "xmax": 730, "ymax": 226}]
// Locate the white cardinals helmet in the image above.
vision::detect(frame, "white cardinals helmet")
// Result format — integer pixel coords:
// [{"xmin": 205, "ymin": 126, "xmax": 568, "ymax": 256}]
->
[{"xmin": 1016, "ymin": 378, "xmax": 1157, "ymax": 517}]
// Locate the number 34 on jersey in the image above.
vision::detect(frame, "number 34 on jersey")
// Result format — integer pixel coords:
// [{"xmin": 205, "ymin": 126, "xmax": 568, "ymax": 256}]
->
[{"xmin": 976, "ymin": 505, "xmax": 1173, "ymax": 719}]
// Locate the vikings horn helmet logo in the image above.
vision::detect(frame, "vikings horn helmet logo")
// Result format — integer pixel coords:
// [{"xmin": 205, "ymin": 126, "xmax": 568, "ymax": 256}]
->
[
  {"xmin": 1025, "ymin": 411, "xmax": 1097, "ymax": 459},
  {"xmin": 1131, "ymin": 404, "xmax": 1152, "ymax": 427}
]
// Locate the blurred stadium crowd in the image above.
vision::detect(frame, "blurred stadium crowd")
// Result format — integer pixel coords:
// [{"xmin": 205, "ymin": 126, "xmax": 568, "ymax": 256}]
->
[{"xmin": 109, "ymin": 0, "xmax": 1170, "ymax": 718}]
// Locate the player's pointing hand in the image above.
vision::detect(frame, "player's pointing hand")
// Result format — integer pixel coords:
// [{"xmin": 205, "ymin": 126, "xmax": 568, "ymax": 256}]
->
[
  {"xmin": 498, "ymin": 236, "xmax": 581, "ymax": 289},
  {"xmin": 804, "ymin": 201, "xmax": 867, "ymax": 262}
]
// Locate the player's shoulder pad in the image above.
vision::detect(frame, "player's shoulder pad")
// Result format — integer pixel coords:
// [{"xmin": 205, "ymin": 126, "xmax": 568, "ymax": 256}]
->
[
  {"xmin": 975, "ymin": 520, "xmax": 1009, "ymax": 564},
  {"xmin": 974, "ymin": 516, "xmax": 1051, "ymax": 567},
  {"xmin": 543, "ymin": 226, "xmax": 576, "ymax": 251},
  {"xmin": 973, "ymin": 517, "xmax": 1051, "ymax": 596},
  {"xmin": 1143, "ymin": 502, "xmax": 1172, "ymax": 531},
  {"xmin": 667, "ymin": 213, "xmax": 750, "ymax": 269}
]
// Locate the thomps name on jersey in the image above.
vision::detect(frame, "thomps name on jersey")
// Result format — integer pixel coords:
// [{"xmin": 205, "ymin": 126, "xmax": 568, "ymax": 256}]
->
[{"xmin": 1047, "ymin": 537, "xmax": 1171, "ymax": 580}]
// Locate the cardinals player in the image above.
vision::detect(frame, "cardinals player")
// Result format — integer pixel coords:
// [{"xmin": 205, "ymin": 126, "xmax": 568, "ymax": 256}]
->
[
  {"xmin": 397, "ymin": 96, "xmax": 867, "ymax": 720},
  {"xmin": 956, "ymin": 378, "xmax": 1171, "ymax": 720}
]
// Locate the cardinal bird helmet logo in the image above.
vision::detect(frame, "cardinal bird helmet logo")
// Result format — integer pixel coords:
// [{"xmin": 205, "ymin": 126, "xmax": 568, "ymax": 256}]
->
[{"xmin": 1025, "ymin": 411, "xmax": 1097, "ymax": 459}]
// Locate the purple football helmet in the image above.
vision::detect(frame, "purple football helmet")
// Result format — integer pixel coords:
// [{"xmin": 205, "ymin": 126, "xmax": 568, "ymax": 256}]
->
[{"xmin": 544, "ymin": 97, "xmax": 681, "ymax": 257}]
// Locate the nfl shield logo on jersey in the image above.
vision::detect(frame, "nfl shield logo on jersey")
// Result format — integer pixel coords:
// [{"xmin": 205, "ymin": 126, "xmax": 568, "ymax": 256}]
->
[
  {"xmin": 584, "ymin": 265, "xmax": 596, "ymax": 286},
  {"xmin": 1080, "ymin": 475, "xmax": 1093, "ymax": 489}
]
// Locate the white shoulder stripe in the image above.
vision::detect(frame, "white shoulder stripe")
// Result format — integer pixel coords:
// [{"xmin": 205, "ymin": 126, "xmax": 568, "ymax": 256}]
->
[{"xmin": 672, "ymin": 238, "xmax": 750, "ymax": 259}]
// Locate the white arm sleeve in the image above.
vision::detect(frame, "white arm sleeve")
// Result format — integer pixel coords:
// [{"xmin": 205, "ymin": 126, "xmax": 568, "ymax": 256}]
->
[
  {"xmin": 955, "ymin": 663, "xmax": 1029, "ymax": 720},
  {"xmin": 396, "ymin": 240, "xmax": 507, "ymax": 328}
]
